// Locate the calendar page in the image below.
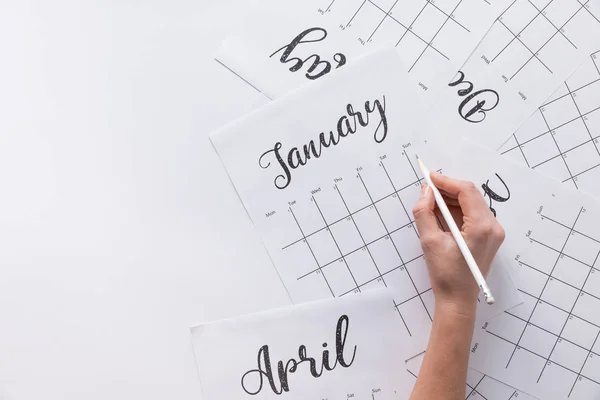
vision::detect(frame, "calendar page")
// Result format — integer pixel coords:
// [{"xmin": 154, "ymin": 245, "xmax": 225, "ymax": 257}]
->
[
  {"xmin": 210, "ymin": 49, "xmax": 522, "ymax": 356},
  {"xmin": 191, "ymin": 290, "xmax": 413, "ymax": 399},
  {"xmin": 446, "ymin": 139, "xmax": 600, "ymax": 400}
]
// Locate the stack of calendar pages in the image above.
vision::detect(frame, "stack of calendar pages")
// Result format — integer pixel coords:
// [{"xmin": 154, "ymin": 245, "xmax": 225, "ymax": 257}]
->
[{"xmin": 190, "ymin": 0, "xmax": 600, "ymax": 399}]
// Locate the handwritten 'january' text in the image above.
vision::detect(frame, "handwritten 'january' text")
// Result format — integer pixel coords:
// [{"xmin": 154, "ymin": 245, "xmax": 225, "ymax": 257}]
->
[{"xmin": 259, "ymin": 96, "xmax": 387, "ymax": 190}]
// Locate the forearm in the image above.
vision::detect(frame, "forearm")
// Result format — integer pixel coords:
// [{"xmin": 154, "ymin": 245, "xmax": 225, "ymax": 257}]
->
[{"xmin": 410, "ymin": 301, "xmax": 476, "ymax": 400}]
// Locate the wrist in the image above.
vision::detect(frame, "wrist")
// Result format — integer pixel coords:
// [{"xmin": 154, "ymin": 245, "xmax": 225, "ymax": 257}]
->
[{"xmin": 434, "ymin": 297, "xmax": 477, "ymax": 321}]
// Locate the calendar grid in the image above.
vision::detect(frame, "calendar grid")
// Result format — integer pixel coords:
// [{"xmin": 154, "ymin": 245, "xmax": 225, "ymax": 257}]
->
[
  {"xmin": 331, "ymin": 0, "xmax": 492, "ymax": 69},
  {"xmin": 565, "ymin": 81, "xmax": 600, "ymax": 158},
  {"xmin": 539, "ymin": 109, "xmax": 579, "ymax": 186},
  {"xmin": 505, "ymin": 208, "xmax": 583, "ymax": 369},
  {"xmin": 485, "ymin": 206, "xmax": 600, "ymax": 396},
  {"xmin": 284, "ymin": 153, "xmax": 437, "ymax": 336},
  {"xmin": 501, "ymin": 50, "xmax": 600, "ymax": 197},
  {"xmin": 289, "ymin": 207, "xmax": 336, "ymax": 297},
  {"xmin": 312, "ymin": 196, "xmax": 363, "ymax": 293},
  {"xmin": 495, "ymin": 18, "xmax": 553, "ymax": 74},
  {"xmin": 335, "ymin": 184, "xmax": 388, "ymax": 289},
  {"xmin": 506, "ymin": 0, "xmax": 586, "ymax": 79}
]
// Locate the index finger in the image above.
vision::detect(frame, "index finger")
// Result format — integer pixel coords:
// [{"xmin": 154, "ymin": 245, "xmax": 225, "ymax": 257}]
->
[{"xmin": 430, "ymin": 172, "xmax": 491, "ymax": 217}]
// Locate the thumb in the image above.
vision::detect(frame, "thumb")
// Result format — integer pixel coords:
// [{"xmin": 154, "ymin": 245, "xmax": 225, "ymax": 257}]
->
[{"xmin": 412, "ymin": 185, "xmax": 442, "ymax": 237}]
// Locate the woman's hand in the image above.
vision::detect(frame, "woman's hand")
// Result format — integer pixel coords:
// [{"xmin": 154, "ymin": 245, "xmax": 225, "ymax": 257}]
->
[{"xmin": 412, "ymin": 172, "xmax": 505, "ymax": 314}]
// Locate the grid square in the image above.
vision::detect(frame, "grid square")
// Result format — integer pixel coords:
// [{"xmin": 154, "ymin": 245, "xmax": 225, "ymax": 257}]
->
[
  {"xmin": 368, "ymin": 236, "xmax": 402, "ymax": 274},
  {"xmin": 337, "ymin": 176, "xmax": 375, "ymax": 213},
  {"xmin": 291, "ymin": 203, "xmax": 326, "ymax": 235},
  {"xmin": 552, "ymin": 118, "xmax": 592, "ymax": 152},
  {"xmin": 570, "ymin": 374, "xmax": 600, "ymax": 400},
  {"xmin": 428, "ymin": 0, "xmax": 462, "ymax": 16},
  {"xmin": 550, "ymin": 339, "xmax": 589, "ymax": 373},
  {"xmin": 562, "ymin": 315, "xmax": 600, "ymax": 349},
  {"xmin": 489, "ymin": 312, "xmax": 529, "ymax": 343},
  {"xmin": 375, "ymin": 193, "xmax": 411, "ymax": 232},
  {"xmin": 581, "ymin": 352, "xmax": 600, "ymax": 384},
  {"xmin": 518, "ymin": 261, "xmax": 551, "ymax": 297},
  {"xmin": 316, "ymin": 189, "xmax": 351, "ymax": 224},
  {"xmin": 518, "ymin": 13, "xmax": 561, "ymax": 53},
  {"xmin": 390, "ymin": 1, "xmax": 430, "ymax": 27},
  {"xmin": 368, "ymin": 0, "xmax": 398, "ymax": 12},
  {"xmin": 541, "ymin": 96, "xmax": 581, "ymax": 131},
  {"xmin": 409, "ymin": 5, "xmax": 448, "ymax": 43},
  {"xmin": 537, "ymin": 361, "xmax": 579, "ymax": 395},
  {"xmin": 533, "ymin": 153, "xmax": 573, "ymax": 182},
  {"xmin": 396, "ymin": 295, "xmax": 432, "ymax": 335},
  {"xmin": 540, "ymin": 278, "xmax": 580, "ymax": 312},
  {"xmin": 492, "ymin": 30, "xmax": 534, "ymax": 75},
  {"xmin": 507, "ymin": 344, "xmax": 547, "ymax": 379},
  {"xmin": 285, "ymin": 240, "xmax": 327, "ymax": 278},
  {"xmin": 325, "ymin": 259, "xmax": 359, "ymax": 297},
  {"xmin": 516, "ymin": 109, "xmax": 549, "ymax": 142},
  {"xmin": 564, "ymin": 141, "xmax": 600, "ymax": 178},
  {"xmin": 581, "ymin": 107, "xmax": 600, "ymax": 141},
  {"xmin": 573, "ymin": 291, "xmax": 600, "ymax": 326},
  {"xmin": 563, "ymin": 230, "xmax": 600, "ymax": 267},
  {"xmin": 390, "ymin": 223, "xmax": 423, "ymax": 262},
  {"xmin": 306, "ymin": 229, "xmax": 342, "ymax": 266},
  {"xmin": 572, "ymin": 79, "xmax": 600, "ymax": 115},
  {"xmin": 520, "ymin": 323, "xmax": 558, "ymax": 358},
  {"xmin": 369, "ymin": 11, "xmax": 411, "ymax": 47},
  {"xmin": 385, "ymin": 266, "xmax": 418, "ymax": 304},
  {"xmin": 500, "ymin": 0, "xmax": 540, "ymax": 33},
  {"xmin": 543, "ymin": 0, "xmax": 585, "ymax": 28},
  {"xmin": 530, "ymin": 300, "xmax": 569, "ymax": 335},
  {"xmin": 345, "ymin": 248, "xmax": 382, "ymax": 286},
  {"xmin": 398, "ymin": 182, "xmax": 422, "ymax": 213},
  {"xmin": 552, "ymin": 255, "xmax": 592, "ymax": 288},
  {"xmin": 524, "ymin": 238, "xmax": 563, "ymax": 275},
  {"xmin": 357, "ymin": 166, "xmax": 397, "ymax": 203},
  {"xmin": 583, "ymin": 268, "xmax": 600, "ymax": 298},
  {"xmin": 509, "ymin": 291, "xmax": 538, "ymax": 321},
  {"xmin": 405, "ymin": 256, "xmax": 430, "ymax": 293},
  {"xmin": 529, "ymin": 0, "xmax": 554, "ymax": 12},
  {"xmin": 428, "ymin": 19, "xmax": 464, "ymax": 60},
  {"xmin": 295, "ymin": 269, "xmax": 339, "ymax": 302},
  {"xmin": 518, "ymin": 131, "xmax": 561, "ymax": 167},
  {"xmin": 352, "ymin": 206, "xmax": 388, "ymax": 243},
  {"xmin": 329, "ymin": 217, "xmax": 365, "ymax": 255}
]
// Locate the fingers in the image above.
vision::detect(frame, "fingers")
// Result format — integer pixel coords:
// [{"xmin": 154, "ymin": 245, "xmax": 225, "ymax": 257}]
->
[
  {"xmin": 412, "ymin": 185, "xmax": 443, "ymax": 237},
  {"xmin": 430, "ymin": 172, "xmax": 490, "ymax": 217}
]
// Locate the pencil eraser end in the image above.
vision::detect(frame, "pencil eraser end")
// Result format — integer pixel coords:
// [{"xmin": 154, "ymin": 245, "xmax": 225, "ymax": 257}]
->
[{"xmin": 485, "ymin": 296, "xmax": 496, "ymax": 305}]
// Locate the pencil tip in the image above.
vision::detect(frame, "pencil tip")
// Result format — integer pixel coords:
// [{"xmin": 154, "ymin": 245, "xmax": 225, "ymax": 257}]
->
[{"xmin": 415, "ymin": 154, "xmax": 419, "ymax": 160}]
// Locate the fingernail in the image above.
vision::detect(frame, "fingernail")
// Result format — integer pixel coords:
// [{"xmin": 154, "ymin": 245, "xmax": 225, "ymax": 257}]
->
[{"xmin": 421, "ymin": 184, "xmax": 430, "ymax": 197}]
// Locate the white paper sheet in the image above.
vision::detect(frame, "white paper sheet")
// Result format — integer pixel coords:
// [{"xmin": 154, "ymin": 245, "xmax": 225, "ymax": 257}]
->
[
  {"xmin": 500, "ymin": 50, "xmax": 600, "ymax": 199},
  {"xmin": 210, "ymin": 50, "xmax": 521, "ymax": 356},
  {"xmin": 447, "ymin": 140, "xmax": 600, "ymax": 400},
  {"xmin": 191, "ymin": 289, "xmax": 414, "ymax": 399},
  {"xmin": 406, "ymin": 353, "xmax": 538, "ymax": 400},
  {"xmin": 216, "ymin": 0, "xmax": 510, "ymax": 102},
  {"xmin": 428, "ymin": 0, "xmax": 600, "ymax": 151}
]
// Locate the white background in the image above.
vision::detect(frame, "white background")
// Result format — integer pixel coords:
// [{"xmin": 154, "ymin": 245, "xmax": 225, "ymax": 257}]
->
[{"xmin": 0, "ymin": 1, "xmax": 294, "ymax": 399}]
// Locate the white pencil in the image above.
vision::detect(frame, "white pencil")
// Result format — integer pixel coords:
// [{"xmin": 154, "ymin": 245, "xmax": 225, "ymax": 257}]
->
[{"xmin": 416, "ymin": 156, "xmax": 496, "ymax": 305}]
